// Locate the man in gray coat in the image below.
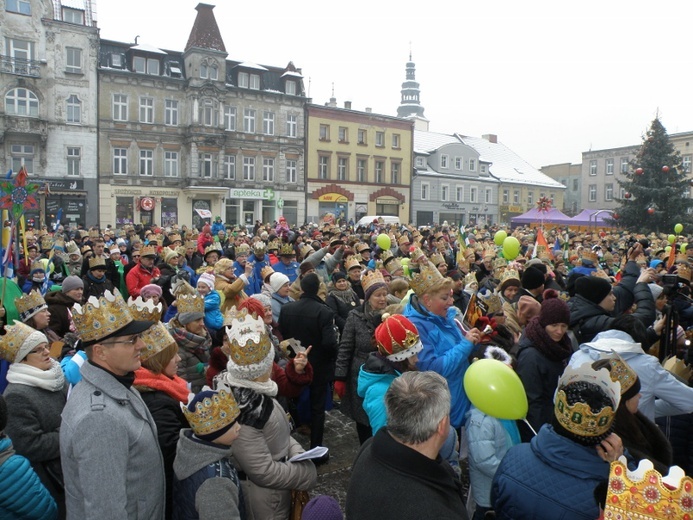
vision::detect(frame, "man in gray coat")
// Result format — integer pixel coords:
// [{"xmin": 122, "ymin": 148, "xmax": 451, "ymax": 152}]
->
[{"xmin": 60, "ymin": 290, "xmax": 164, "ymax": 519}]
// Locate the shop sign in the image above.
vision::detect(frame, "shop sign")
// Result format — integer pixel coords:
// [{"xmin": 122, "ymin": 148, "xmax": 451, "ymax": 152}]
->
[
  {"xmin": 35, "ymin": 178, "xmax": 84, "ymax": 191},
  {"xmin": 500, "ymin": 204, "xmax": 523, "ymax": 213},
  {"xmin": 140, "ymin": 197, "xmax": 155, "ymax": 211},
  {"xmin": 318, "ymin": 193, "xmax": 348, "ymax": 202},
  {"xmin": 229, "ymin": 188, "xmax": 275, "ymax": 200},
  {"xmin": 376, "ymin": 197, "xmax": 399, "ymax": 205},
  {"xmin": 442, "ymin": 202, "xmax": 461, "ymax": 210}
]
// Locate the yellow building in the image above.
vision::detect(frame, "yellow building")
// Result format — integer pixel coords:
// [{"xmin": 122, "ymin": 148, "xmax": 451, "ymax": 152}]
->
[{"xmin": 305, "ymin": 102, "xmax": 413, "ymax": 224}]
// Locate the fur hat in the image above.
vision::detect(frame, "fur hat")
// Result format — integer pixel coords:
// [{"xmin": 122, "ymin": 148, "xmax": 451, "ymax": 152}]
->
[
  {"xmin": 539, "ymin": 289, "xmax": 570, "ymax": 327},
  {"xmin": 521, "ymin": 266, "xmax": 545, "ymax": 291},
  {"xmin": 269, "ymin": 273, "xmax": 290, "ymax": 293},
  {"xmin": 575, "ymin": 276, "xmax": 612, "ymax": 305},
  {"xmin": 300, "ymin": 273, "xmax": 320, "ymax": 296}
]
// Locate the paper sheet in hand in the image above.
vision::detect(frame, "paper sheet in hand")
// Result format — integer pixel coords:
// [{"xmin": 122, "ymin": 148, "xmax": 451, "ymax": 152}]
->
[{"xmin": 289, "ymin": 446, "xmax": 328, "ymax": 462}]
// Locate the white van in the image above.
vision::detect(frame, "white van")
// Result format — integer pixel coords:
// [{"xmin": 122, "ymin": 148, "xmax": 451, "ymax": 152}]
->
[{"xmin": 355, "ymin": 215, "xmax": 401, "ymax": 228}]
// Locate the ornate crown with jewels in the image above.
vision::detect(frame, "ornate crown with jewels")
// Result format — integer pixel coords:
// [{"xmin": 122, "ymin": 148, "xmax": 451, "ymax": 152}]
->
[
  {"xmin": 182, "ymin": 390, "xmax": 240, "ymax": 437},
  {"xmin": 0, "ymin": 322, "xmax": 37, "ymax": 362},
  {"xmin": 375, "ymin": 314, "xmax": 423, "ymax": 362},
  {"xmin": 141, "ymin": 245, "xmax": 157, "ymax": 257},
  {"xmin": 176, "ymin": 293, "xmax": 204, "ymax": 315},
  {"xmin": 224, "ymin": 307, "xmax": 271, "ymax": 367},
  {"xmin": 16, "ymin": 290, "xmax": 47, "ymax": 322},
  {"xmin": 430, "ymin": 253, "xmax": 445, "ymax": 267},
  {"xmin": 260, "ymin": 265, "xmax": 275, "ymax": 281},
  {"xmin": 72, "ymin": 290, "xmax": 134, "ymax": 342},
  {"xmin": 127, "ymin": 296, "xmax": 163, "ymax": 322},
  {"xmin": 408, "ymin": 260, "xmax": 445, "ymax": 296},
  {"xmin": 279, "ymin": 243, "xmax": 295, "ymax": 256},
  {"xmin": 139, "ymin": 322, "xmax": 175, "ymax": 363}
]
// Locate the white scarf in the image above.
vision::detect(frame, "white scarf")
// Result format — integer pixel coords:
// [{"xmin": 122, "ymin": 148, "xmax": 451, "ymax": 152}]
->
[
  {"xmin": 217, "ymin": 372, "xmax": 278, "ymax": 397},
  {"xmin": 6, "ymin": 359, "xmax": 66, "ymax": 392}
]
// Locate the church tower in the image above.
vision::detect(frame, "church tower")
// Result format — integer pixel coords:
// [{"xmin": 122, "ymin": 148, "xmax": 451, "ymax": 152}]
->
[{"xmin": 396, "ymin": 51, "xmax": 429, "ymax": 130}]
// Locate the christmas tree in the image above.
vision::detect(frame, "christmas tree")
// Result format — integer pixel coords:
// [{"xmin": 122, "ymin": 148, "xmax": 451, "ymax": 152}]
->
[{"xmin": 614, "ymin": 117, "xmax": 693, "ymax": 233}]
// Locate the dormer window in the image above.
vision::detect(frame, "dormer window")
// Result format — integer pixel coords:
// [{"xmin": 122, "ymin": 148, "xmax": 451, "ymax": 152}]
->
[
  {"xmin": 285, "ymin": 80, "xmax": 296, "ymax": 95},
  {"xmin": 133, "ymin": 56, "xmax": 160, "ymax": 75},
  {"xmin": 62, "ymin": 7, "xmax": 84, "ymax": 25},
  {"xmin": 110, "ymin": 53, "xmax": 125, "ymax": 69},
  {"xmin": 238, "ymin": 71, "xmax": 260, "ymax": 90},
  {"xmin": 167, "ymin": 61, "xmax": 182, "ymax": 78}
]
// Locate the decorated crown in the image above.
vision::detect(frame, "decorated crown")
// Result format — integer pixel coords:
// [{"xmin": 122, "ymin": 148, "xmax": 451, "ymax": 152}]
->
[
  {"xmin": 493, "ymin": 257, "xmax": 508, "ymax": 270},
  {"xmin": 279, "ymin": 243, "xmax": 295, "ymax": 256},
  {"xmin": 499, "ymin": 268, "xmax": 521, "ymax": 287},
  {"xmin": 375, "ymin": 314, "xmax": 423, "ymax": 362},
  {"xmin": 464, "ymin": 272, "xmax": 478, "ymax": 287},
  {"xmin": 0, "ymin": 322, "xmax": 38, "ymax": 362},
  {"xmin": 677, "ymin": 264, "xmax": 692, "ymax": 283},
  {"xmin": 141, "ymin": 245, "xmax": 157, "ymax": 257},
  {"xmin": 168, "ymin": 234, "xmax": 182, "ymax": 243},
  {"xmin": 478, "ymin": 292, "xmax": 503, "ymax": 316},
  {"xmin": 127, "ymin": 296, "xmax": 163, "ymax": 322},
  {"xmin": 267, "ymin": 239, "xmax": 280, "ymax": 251},
  {"xmin": 599, "ymin": 354, "xmax": 639, "ymax": 396},
  {"xmin": 537, "ymin": 247, "xmax": 552, "ymax": 261},
  {"xmin": 203, "ymin": 244, "xmax": 220, "ymax": 257},
  {"xmin": 345, "ymin": 255, "xmax": 362, "ymax": 272},
  {"xmin": 384, "ymin": 256, "xmax": 402, "ymax": 275},
  {"xmin": 356, "ymin": 243, "xmax": 371, "ymax": 253},
  {"xmin": 176, "ymin": 293, "xmax": 204, "ymax": 315},
  {"xmin": 409, "ymin": 247, "xmax": 426, "ymax": 263},
  {"xmin": 430, "ymin": 253, "xmax": 445, "ymax": 267},
  {"xmin": 182, "ymin": 390, "xmax": 240, "ymax": 437},
  {"xmin": 53, "ymin": 237, "xmax": 65, "ymax": 251},
  {"xmin": 72, "ymin": 290, "xmax": 134, "ymax": 342},
  {"xmin": 184, "ymin": 240, "xmax": 197, "ymax": 250},
  {"xmin": 300, "ymin": 245, "xmax": 314, "ymax": 259},
  {"xmin": 40, "ymin": 235, "xmax": 53, "ymax": 250},
  {"xmin": 663, "ymin": 356, "xmax": 693, "ymax": 383},
  {"xmin": 139, "ymin": 321, "xmax": 175, "ymax": 363},
  {"xmin": 380, "ymin": 249, "xmax": 396, "ymax": 266},
  {"xmin": 397, "ymin": 234, "xmax": 411, "ymax": 246},
  {"xmin": 149, "ymin": 234, "xmax": 164, "ymax": 245},
  {"xmin": 482, "ymin": 244, "xmax": 496, "ymax": 259},
  {"xmin": 408, "ymin": 260, "xmax": 445, "ymax": 296},
  {"xmin": 260, "ymin": 265, "xmax": 275, "ymax": 281},
  {"xmin": 553, "ymin": 364, "xmax": 620, "ymax": 439},
  {"xmin": 66, "ymin": 240, "xmax": 80, "ymax": 255},
  {"xmin": 362, "ymin": 269, "xmax": 386, "ymax": 294},
  {"xmin": 30, "ymin": 260, "xmax": 46, "ymax": 272},
  {"xmin": 675, "ymin": 252, "xmax": 689, "ymax": 264},
  {"xmin": 253, "ymin": 241, "xmax": 266, "ymax": 252},
  {"xmin": 224, "ymin": 308, "xmax": 272, "ymax": 369},
  {"xmin": 16, "ymin": 290, "xmax": 47, "ymax": 322},
  {"xmin": 88, "ymin": 257, "xmax": 106, "ymax": 269},
  {"xmin": 580, "ymin": 250, "xmax": 599, "ymax": 264},
  {"xmin": 605, "ymin": 457, "xmax": 693, "ymax": 520},
  {"xmin": 235, "ymin": 243, "xmax": 250, "ymax": 256}
]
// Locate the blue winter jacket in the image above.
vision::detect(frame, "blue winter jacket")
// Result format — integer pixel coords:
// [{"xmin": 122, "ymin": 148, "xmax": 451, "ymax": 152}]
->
[
  {"xmin": 203, "ymin": 291, "xmax": 223, "ymax": 332},
  {"xmin": 0, "ymin": 436, "xmax": 57, "ymax": 519},
  {"xmin": 357, "ymin": 354, "xmax": 399, "ymax": 434},
  {"xmin": 211, "ymin": 221, "xmax": 225, "ymax": 237},
  {"xmin": 404, "ymin": 297, "xmax": 474, "ymax": 428},
  {"xmin": 492, "ymin": 424, "xmax": 610, "ymax": 520}
]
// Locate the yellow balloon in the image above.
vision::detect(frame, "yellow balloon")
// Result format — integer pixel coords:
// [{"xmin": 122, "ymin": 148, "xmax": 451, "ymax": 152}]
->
[
  {"xmin": 376, "ymin": 233, "xmax": 391, "ymax": 250},
  {"xmin": 675, "ymin": 223, "xmax": 684, "ymax": 234},
  {"xmin": 668, "ymin": 234, "xmax": 676, "ymax": 244},
  {"xmin": 494, "ymin": 230, "xmax": 507, "ymax": 246},
  {"xmin": 665, "ymin": 246, "xmax": 672, "ymax": 254},
  {"xmin": 502, "ymin": 236, "xmax": 521, "ymax": 260},
  {"xmin": 464, "ymin": 359, "xmax": 528, "ymax": 420}
]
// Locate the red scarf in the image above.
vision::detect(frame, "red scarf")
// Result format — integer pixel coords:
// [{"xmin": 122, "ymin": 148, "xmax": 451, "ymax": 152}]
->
[{"xmin": 134, "ymin": 367, "xmax": 190, "ymax": 403}]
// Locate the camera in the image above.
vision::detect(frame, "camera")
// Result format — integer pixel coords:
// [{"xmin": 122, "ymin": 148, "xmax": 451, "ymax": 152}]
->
[
  {"xmin": 627, "ymin": 236, "xmax": 650, "ymax": 250},
  {"xmin": 661, "ymin": 274, "xmax": 679, "ymax": 289}
]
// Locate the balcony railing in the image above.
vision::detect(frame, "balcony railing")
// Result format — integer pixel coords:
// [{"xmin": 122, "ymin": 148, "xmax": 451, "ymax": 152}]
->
[{"xmin": 0, "ymin": 55, "xmax": 41, "ymax": 78}]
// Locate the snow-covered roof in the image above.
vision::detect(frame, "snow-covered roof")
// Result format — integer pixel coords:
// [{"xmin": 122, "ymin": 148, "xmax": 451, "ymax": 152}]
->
[
  {"xmin": 281, "ymin": 70, "xmax": 303, "ymax": 78},
  {"xmin": 237, "ymin": 62, "xmax": 269, "ymax": 71},
  {"xmin": 130, "ymin": 43, "xmax": 167, "ymax": 55},
  {"xmin": 416, "ymin": 168, "xmax": 500, "ymax": 183},
  {"xmin": 413, "ymin": 130, "xmax": 458, "ymax": 154},
  {"xmin": 60, "ymin": 0, "xmax": 85, "ymax": 9}
]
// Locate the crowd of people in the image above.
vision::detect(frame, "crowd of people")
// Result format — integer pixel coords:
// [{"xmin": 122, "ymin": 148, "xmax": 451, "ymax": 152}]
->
[{"xmin": 2, "ymin": 215, "xmax": 693, "ymax": 519}]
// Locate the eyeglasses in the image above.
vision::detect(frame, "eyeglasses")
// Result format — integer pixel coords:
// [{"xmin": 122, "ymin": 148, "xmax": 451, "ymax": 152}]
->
[
  {"xmin": 101, "ymin": 333, "xmax": 142, "ymax": 347},
  {"xmin": 28, "ymin": 345, "xmax": 50, "ymax": 355}
]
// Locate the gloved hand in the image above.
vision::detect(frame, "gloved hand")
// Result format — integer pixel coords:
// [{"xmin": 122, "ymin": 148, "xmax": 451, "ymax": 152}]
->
[
  {"xmin": 334, "ymin": 381, "xmax": 347, "ymax": 398},
  {"xmin": 196, "ymin": 362, "xmax": 206, "ymax": 374}
]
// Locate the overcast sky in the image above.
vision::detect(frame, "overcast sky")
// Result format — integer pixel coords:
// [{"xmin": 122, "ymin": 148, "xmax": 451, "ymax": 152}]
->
[{"xmin": 96, "ymin": 0, "xmax": 693, "ymax": 169}]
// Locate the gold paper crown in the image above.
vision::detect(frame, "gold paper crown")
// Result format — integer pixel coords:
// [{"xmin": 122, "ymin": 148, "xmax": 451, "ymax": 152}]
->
[
  {"xmin": 182, "ymin": 390, "xmax": 241, "ymax": 437},
  {"xmin": 66, "ymin": 240, "xmax": 80, "ymax": 255},
  {"xmin": 30, "ymin": 260, "xmax": 46, "ymax": 272},
  {"xmin": 235, "ymin": 243, "xmax": 250, "ymax": 256},
  {"xmin": 127, "ymin": 296, "xmax": 163, "ymax": 322},
  {"xmin": 300, "ymin": 245, "xmax": 314, "ymax": 259},
  {"xmin": 605, "ymin": 457, "xmax": 693, "ymax": 520},
  {"xmin": 184, "ymin": 240, "xmax": 197, "ymax": 250},
  {"xmin": 499, "ymin": 268, "xmax": 521, "ymax": 287},
  {"xmin": 362, "ymin": 269, "xmax": 386, "ymax": 294},
  {"xmin": 663, "ymin": 356, "xmax": 693, "ymax": 382},
  {"xmin": 410, "ymin": 247, "xmax": 426, "ymax": 263},
  {"xmin": 384, "ymin": 256, "xmax": 402, "ymax": 275},
  {"xmin": 40, "ymin": 235, "xmax": 53, "ymax": 250},
  {"xmin": 72, "ymin": 290, "xmax": 134, "ymax": 342},
  {"xmin": 203, "ymin": 244, "xmax": 220, "ymax": 257},
  {"xmin": 266, "ymin": 239, "xmax": 280, "ymax": 251},
  {"xmin": 355, "ymin": 243, "xmax": 371, "ymax": 253},
  {"xmin": 675, "ymin": 253, "xmax": 689, "ymax": 264},
  {"xmin": 409, "ymin": 261, "xmax": 445, "ymax": 296},
  {"xmin": 464, "ymin": 272, "xmax": 478, "ymax": 287},
  {"xmin": 430, "ymin": 253, "xmax": 445, "ymax": 267},
  {"xmin": 141, "ymin": 245, "xmax": 157, "ymax": 257},
  {"xmin": 225, "ymin": 308, "xmax": 272, "ymax": 366},
  {"xmin": 53, "ymin": 237, "xmax": 65, "ymax": 250},
  {"xmin": 0, "ymin": 322, "xmax": 37, "ymax": 362},
  {"xmin": 380, "ymin": 249, "xmax": 396, "ymax": 267},
  {"xmin": 176, "ymin": 293, "xmax": 204, "ymax": 315},
  {"xmin": 279, "ymin": 243, "xmax": 295, "ymax": 256},
  {"xmin": 479, "ymin": 292, "xmax": 503, "ymax": 316},
  {"xmin": 397, "ymin": 234, "xmax": 411, "ymax": 246},
  {"xmin": 493, "ymin": 257, "xmax": 508, "ymax": 270},
  {"xmin": 345, "ymin": 255, "xmax": 362, "ymax": 272},
  {"xmin": 580, "ymin": 250, "xmax": 599, "ymax": 264},
  {"xmin": 482, "ymin": 244, "xmax": 496, "ymax": 259},
  {"xmin": 677, "ymin": 264, "xmax": 692, "ymax": 282},
  {"xmin": 554, "ymin": 364, "xmax": 620, "ymax": 439},
  {"xmin": 149, "ymin": 234, "xmax": 163, "ymax": 245},
  {"xmin": 168, "ymin": 234, "xmax": 182, "ymax": 243},
  {"xmin": 139, "ymin": 321, "xmax": 175, "ymax": 363},
  {"xmin": 599, "ymin": 354, "xmax": 639, "ymax": 396},
  {"xmin": 537, "ymin": 247, "xmax": 552, "ymax": 261},
  {"xmin": 88, "ymin": 257, "xmax": 106, "ymax": 269},
  {"xmin": 16, "ymin": 289, "xmax": 47, "ymax": 321},
  {"xmin": 253, "ymin": 241, "xmax": 266, "ymax": 252},
  {"xmin": 260, "ymin": 265, "xmax": 275, "ymax": 281}
]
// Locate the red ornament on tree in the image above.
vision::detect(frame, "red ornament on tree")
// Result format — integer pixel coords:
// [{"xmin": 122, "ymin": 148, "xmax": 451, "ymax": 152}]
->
[
  {"xmin": 662, "ymin": 165, "xmax": 670, "ymax": 173},
  {"xmin": 647, "ymin": 207, "xmax": 655, "ymax": 215},
  {"xmin": 624, "ymin": 192, "xmax": 631, "ymax": 199},
  {"xmin": 613, "ymin": 213, "xmax": 620, "ymax": 220},
  {"xmin": 635, "ymin": 168, "xmax": 644, "ymax": 175}
]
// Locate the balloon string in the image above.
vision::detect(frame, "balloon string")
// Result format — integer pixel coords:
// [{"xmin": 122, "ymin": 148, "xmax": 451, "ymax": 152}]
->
[{"xmin": 522, "ymin": 418, "xmax": 537, "ymax": 437}]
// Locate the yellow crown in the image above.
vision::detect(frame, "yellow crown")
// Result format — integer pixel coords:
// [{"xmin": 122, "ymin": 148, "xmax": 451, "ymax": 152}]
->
[
  {"xmin": 203, "ymin": 244, "xmax": 220, "ymax": 257},
  {"xmin": 500, "ymin": 268, "xmax": 520, "ymax": 287},
  {"xmin": 397, "ymin": 234, "xmax": 411, "ymax": 246},
  {"xmin": 299, "ymin": 245, "xmax": 314, "ymax": 259},
  {"xmin": 580, "ymin": 250, "xmax": 599, "ymax": 264},
  {"xmin": 678, "ymin": 264, "xmax": 692, "ymax": 282},
  {"xmin": 266, "ymin": 239, "xmax": 280, "ymax": 251},
  {"xmin": 66, "ymin": 240, "xmax": 80, "ymax": 255},
  {"xmin": 72, "ymin": 290, "xmax": 134, "ymax": 342},
  {"xmin": 141, "ymin": 245, "xmax": 157, "ymax": 257},
  {"xmin": 127, "ymin": 296, "xmax": 163, "ymax": 322},
  {"xmin": 184, "ymin": 240, "xmax": 197, "ymax": 250},
  {"xmin": 493, "ymin": 257, "xmax": 508, "ymax": 270},
  {"xmin": 663, "ymin": 356, "xmax": 693, "ymax": 382},
  {"xmin": 675, "ymin": 253, "xmax": 689, "ymax": 264},
  {"xmin": 139, "ymin": 322, "xmax": 175, "ymax": 363},
  {"xmin": 465, "ymin": 272, "xmax": 478, "ymax": 287},
  {"xmin": 30, "ymin": 259, "xmax": 46, "ymax": 272},
  {"xmin": 380, "ymin": 249, "xmax": 396, "ymax": 266},
  {"xmin": 235, "ymin": 243, "xmax": 250, "ymax": 256},
  {"xmin": 0, "ymin": 322, "xmax": 37, "ymax": 362},
  {"xmin": 345, "ymin": 255, "xmax": 362, "ymax": 272},
  {"xmin": 260, "ymin": 265, "xmax": 275, "ymax": 281},
  {"xmin": 176, "ymin": 293, "xmax": 205, "ymax": 315},
  {"xmin": 279, "ymin": 243, "xmax": 295, "ymax": 256},
  {"xmin": 362, "ymin": 269, "xmax": 387, "ymax": 293},
  {"xmin": 482, "ymin": 244, "xmax": 496, "ymax": 259},
  {"xmin": 384, "ymin": 256, "xmax": 402, "ymax": 275},
  {"xmin": 149, "ymin": 234, "xmax": 164, "ymax": 245},
  {"xmin": 599, "ymin": 354, "xmax": 639, "ymax": 396},
  {"xmin": 88, "ymin": 257, "xmax": 106, "ymax": 269},
  {"xmin": 409, "ymin": 260, "xmax": 445, "ymax": 296},
  {"xmin": 554, "ymin": 364, "xmax": 620, "ymax": 439},
  {"xmin": 430, "ymin": 253, "xmax": 445, "ymax": 267},
  {"xmin": 355, "ymin": 243, "xmax": 371, "ymax": 254},
  {"xmin": 53, "ymin": 237, "xmax": 65, "ymax": 251},
  {"xmin": 182, "ymin": 390, "xmax": 241, "ymax": 437},
  {"xmin": 479, "ymin": 292, "xmax": 503, "ymax": 315},
  {"xmin": 410, "ymin": 247, "xmax": 425, "ymax": 263},
  {"xmin": 224, "ymin": 308, "xmax": 272, "ymax": 367},
  {"xmin": 605, "ymin": 457, "xmax": 693, "ymax": 520},
  {"xmin": 16, "ymin": 290, "xmax": 47, "ymax": 322},
  {"xmin": 168, "ymin": 234, "xmax": 182, "ymax": 244},
  {"xmin": 40, "ymin": 235, "xmax": 53, "ymax": 250}
]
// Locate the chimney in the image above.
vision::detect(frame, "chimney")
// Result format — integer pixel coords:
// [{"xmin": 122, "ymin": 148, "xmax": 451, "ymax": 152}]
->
[
  {"xmin": 365, "ymin": 107, "xmax": 372, "ymax": 113},
  {"xmin": 482, "ymin": 134, "xmax": 498, "ymax": 144},
  {"xmin": 344, "ymin": 101, "xmax": 352, "ymax": 109}
]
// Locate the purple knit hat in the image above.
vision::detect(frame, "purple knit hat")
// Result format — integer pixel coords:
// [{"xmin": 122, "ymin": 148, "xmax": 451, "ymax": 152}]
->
[
  {"xmin": 301, "ymin": 495, "xmax": 343, "ymax": 520},
  {"xmin": 539, "ymin": 289, "xmax": 570, "ymax": 327}
]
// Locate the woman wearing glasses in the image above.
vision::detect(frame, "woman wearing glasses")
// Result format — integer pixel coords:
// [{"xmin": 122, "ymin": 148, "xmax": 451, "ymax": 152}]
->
[{"xmin": 0, "ymin": 321, "xmax": 68, "ymax": 518}]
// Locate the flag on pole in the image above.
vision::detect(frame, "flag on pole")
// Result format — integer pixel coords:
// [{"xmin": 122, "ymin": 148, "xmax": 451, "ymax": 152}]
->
[
  {"xmin": 667, "ymin": 243, "xmax": 677, "ymax": 270},
  {"xmin": 533, "ymin": 228, "xmax": 549, "ymax": 259},
  {"xmin": 456, "ymin": 227, "xmax": 468, "ymax": 265}
]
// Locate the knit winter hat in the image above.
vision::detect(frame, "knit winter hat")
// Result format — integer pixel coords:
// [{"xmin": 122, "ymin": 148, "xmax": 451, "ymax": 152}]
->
[
  {"xmin": 301, "ymin": 495, "xmax": 344, "ymax": 520},
  {"xmin": 249, "ymin": 293, "xmax": 271, "ymax": 308},
  {"xmin": 539, "ymin": 289, "xmax": 570, "ymax": 327},
  {"xmin": 140, "ymin": 284, "xmax": 163, "ymax": 299},
  {"xmin": 575, "ymin": 276, "xmax": 612, "ymax": 305},
  {"xmin": 61, "ymin": 275, "xmax": 84, "ymax": 294},
  {"xmin": 300, "ymin": 261, "xmax": 315, "ymax": 276},
  {"xmin": 269, "ymin": 272, "xmax": 290, "ymax": 294},
  {"xmin": 521, "ymin": 266, "xmax": 545, "ymax": 291},
  {"xmin": 517, "ymin": 295, "xmax": 541, "ymax": 326},
  {"xmin": 197, "ymin": 273, "xmax": 216, "ymax": 290},
  {"xmin": 301, "ymin": 273, "xmax": 320, "ymax": 296},
  {"xmin": 331, "ymin": 271, "xmax": 347, "ymax": 284}
]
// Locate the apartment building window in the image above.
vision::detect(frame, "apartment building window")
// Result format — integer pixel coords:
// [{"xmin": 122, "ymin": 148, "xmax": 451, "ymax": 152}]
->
[
  {"xmin": 375, "ymin": 161, "xmax": 384, "ymax": 183},
  {"xmin": 6, "ymin": 0, "xmax": 31, "ymax": 14},
  {"xmin": 485, "ymin": 188, "xmax": 492, "ymax": 204},
  {"xmin": 513, "ymin": 190, "xmax": 520, "ymax": 204},
  {"xmin": 357, "ymin": 129, "xmax": 366, "ymax": 144},
  {"xmin": 238, "ymin": 72, "xmax": 248, "ymax": 88},
  {"xmin": 263, "ymin": 158, "xmax": 274, "ymax": 182},
  {"xmin": 66, "ymin": 95, "xmax": 81, "ymax": 123},
  {"xmin": 573, "ymin": 179, "xmax": 579, "ymax": 190},
  {"xmin": 285, "ymin": 80, "xmax": 296, "ymax": 95},
  {"xmin": 11, "ymin": 144, "xmax": 34, "ymax": 174},
  {"xmin": 455, "ymin": 157, "xmax": 462, "ymax": 170},
  {"xmin": 502, "ymin": 189, "xmax": 509, "ymax": 203},
  {"xmin": 286, "ymin": 160, "xmax": 297, "ymax": 183},
  {"xmin": 620, "ymin": 157, "xmax": 629, "ymax": 173},
  {"xmin": 200, "ymin": 99, "xmax": 218, "ymax": 127},
  {"xmin": 113, "ymin": 94, "xmax": 128, "ymax": 121},
  {"xmin": 416, "ymin": 157, "xmax": 426, "ymax": 168},
  {"xmin": 337, "ymin": 157, "xmax": 348, "ymax": 181},
  {"xmin": 222, "ymin": 155, "xmax": 235, "ymax": 180},
  {"xmin": 67, "ymin": 147, "xmax": 80, "ymax": 176},
  {"xmin": 113, "ymin": 148, "xmax": 127, "ymax": 175},
  {"xmin": 606, "ymin": 158, "xmax": 614, "ymax": 175},
  {"xmin": 286, "ymin": 114, "xmax": 297, "ymax": 137},
  {"xmin": 139, "ymin": 150, "xmax": 154, "ymax": 176},
  {"xmin": 456, "ymin": 186, "xmax": 464, "ymax": 202},
  {"xmin": 338, "ymin": 127, "xmax": 348, "ymax": 143},
  {"xmin": 470, "ymin": 187, "xmax": 478, "ymax": 203},
  {"xmin": 133, "ymin": 56, "xmax": 159, "ymax": 75},
  {"xmin": 683, "ymin": 155, "xmax": 692, "ymax": 173},
  {"xmin": 62, "ymin": 7, "xmax": 84, "ymax": 24},
  {"xmin": 139, "ymin": 97, "xmax": 154, "ymax": 123},
  {"xmin": 605, "ymin": 183, "xmax": 613, "ymax": 201},
  {"xmin": 200, "ymin": 63, "xmax": 218, "ymax": 80},
  {"xmin": 243, "ymin": 157, "xmax": 255, "ymax": 180},
  {"xmin": 375, "ymin": 131, "xmax": 384, "ymax": 147},
  {"xmin": 65, "ymin": 47, "xmax": 82, "ymax": 73},
  {"xmin": 469, "ymin": 159, "xmax": 476, "ymax": 171},
  {"xmin": 243, "ymin": 109, "xmax": 256, "ymax": 133},
  {"xmin": 249, "ymin": 74, "xmax": 260, "ymax": 90},
  {"xmin": 319, "ymin": 124, "xmax": 330, "ymax": 141},
  {"xmin": 6, "ymin": 38, "xmax": 35, "ymax": 72},
  {"xmin": 357, "ymin": 159, "xmax": 366, "ymax": 183},
  {"xmin": 421, "ymin": 182, "xmax": 429, "ymax": 200},
  {"xmin": 5, "ymin": 88, "xmax": 39, "ymax": 117},
  {"xmin": 164, "ymin": 151, "xmax": 179, "ymax": 177},
  {"xmin": 480, "ymin": 165, "xmax": 487, "ymax": 174},
  {"xmin": 588, "ymin": 184, "xmax": 597, "ymax": 202},
  {"xmin": 318, "ymin": 156, "xmax": 329, "ymax": 180},
  {"xmin": 198, "ymin": 153, "xmax": 216, "ymax": 178},
  {"xmin": 440, "ymin": 155, "xmax": 449, "ymax": 169},
  {"xmin": 165, "ymin": 100, "xmax": 179, "ymax": 126},
  {"xmin": 238, "ymin": 72, "xmax": 260, "ymax": 89},
  {"xmin": 527, "ymin": 192, "xmax": 534, "ymax": 205},
  {"xmin": 441, "ymin": 184, "xmax": 449, "ymax": 201},
  {"xmin": 589, "ymin": 160, "xmax": 597, "ymax": 175},
  {"xmin": 392, "ymin": 134, "xmax": 400, "ymax": 148},
  {"xmin": 263, "ymin": 111, "xmax": 274, "ymax": 135},
  {"xmin": 391, "ymin": 162, "xmax": 400, "ymax": 184}
]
